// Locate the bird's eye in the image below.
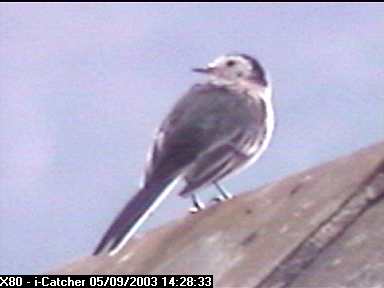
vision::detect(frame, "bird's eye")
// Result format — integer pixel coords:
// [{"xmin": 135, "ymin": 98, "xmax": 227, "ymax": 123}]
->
[{"xmin": 226, "ymin": 60, "xmax": 236, "ymax": 67}]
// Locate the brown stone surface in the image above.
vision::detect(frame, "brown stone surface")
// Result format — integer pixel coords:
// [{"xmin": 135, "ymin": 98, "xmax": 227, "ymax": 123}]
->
[
  {"xmin": 291, "ymin": 172, "xmax": 384, "ymax": 288},
  {"xmin": 55, "ymin": 141, "xmax": 384, "ymax": 288}
]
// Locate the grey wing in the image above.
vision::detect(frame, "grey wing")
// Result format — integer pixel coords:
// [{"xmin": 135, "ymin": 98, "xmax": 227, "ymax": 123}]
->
[
  {"xmin": 178, "ymin": 90, "xmax": 268, "ymax": 197},
  {"xmin": 144, "ymin": 84, "xmax": 221, "ymax": 184},
  {"xmin": 144, "ymin": 84, "xmax": 267, "ymax": 196}
]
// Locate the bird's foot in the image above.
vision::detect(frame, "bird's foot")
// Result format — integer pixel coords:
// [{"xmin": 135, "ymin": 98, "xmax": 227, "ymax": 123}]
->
[
  {"xmin": 211, "ymin": 192, "xmax": 234, "ymax": 204},
  {"xmin": 213, "ymin": 182, "xmax": 233, "ymax": 202},
  {"xmin": 189, "ymin": 194, "xmax": 206, "ymax": 214}
]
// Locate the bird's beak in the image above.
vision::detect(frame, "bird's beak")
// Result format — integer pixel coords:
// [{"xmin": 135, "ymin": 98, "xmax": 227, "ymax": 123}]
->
[{"xmin": 192, "ymin": 67, "xmax": 215, "ymax": 74}]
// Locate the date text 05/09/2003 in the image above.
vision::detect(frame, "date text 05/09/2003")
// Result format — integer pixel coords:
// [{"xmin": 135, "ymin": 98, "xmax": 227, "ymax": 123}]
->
[{"xmin": 0, "ymin": 275, "xmax": 213, "ymax": 288}]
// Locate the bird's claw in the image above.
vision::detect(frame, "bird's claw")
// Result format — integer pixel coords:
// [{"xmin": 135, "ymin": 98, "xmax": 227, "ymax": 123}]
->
[
  {"xmin": 189, "ymin": 194, "xmax": 205, "ymax": 214},
  {"xmin": 211, "ymin": 192, "xmax": 234, "ymax": 204},
  {"xmin": 189, "ymin": 206, "xmax": 203, "ymax": 214}
]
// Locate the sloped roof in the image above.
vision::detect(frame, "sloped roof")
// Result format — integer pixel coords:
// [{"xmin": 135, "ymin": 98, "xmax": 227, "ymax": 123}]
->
[{"xmin": 55, "ymin": 141, "xmax": 384, "ymax": 288}]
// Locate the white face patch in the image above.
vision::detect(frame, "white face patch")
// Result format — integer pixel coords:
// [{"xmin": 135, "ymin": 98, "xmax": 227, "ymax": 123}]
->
[{"xmin": 207, "ymin": 55, "xmax": 255, "ymax": 84}]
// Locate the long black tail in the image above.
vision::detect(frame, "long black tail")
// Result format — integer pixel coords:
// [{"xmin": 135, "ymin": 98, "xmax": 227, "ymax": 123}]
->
[{"xmin": 93, "ymin": 177, "xmax": 176, "ymax": 256}]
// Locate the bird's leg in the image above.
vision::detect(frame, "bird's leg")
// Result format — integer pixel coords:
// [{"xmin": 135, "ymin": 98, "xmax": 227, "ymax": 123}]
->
[
  {"xmin": 212, "ymin": 181, "xmax": 233, "ymax": 203},
  {"xmin": 189, "ymin": 193, "xmax": 205, "ymax": 214}
]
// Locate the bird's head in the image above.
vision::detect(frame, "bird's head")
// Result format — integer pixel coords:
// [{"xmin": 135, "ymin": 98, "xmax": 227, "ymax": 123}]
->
[{"xmin": 193, "ymin": 54, "xmax": 269, "ymax": 88}]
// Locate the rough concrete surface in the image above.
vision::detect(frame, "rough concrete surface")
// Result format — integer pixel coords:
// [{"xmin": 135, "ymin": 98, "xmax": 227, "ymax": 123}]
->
[{"xmin": 54, "ymin": 141, "xmax": 384, "ymax": 288}]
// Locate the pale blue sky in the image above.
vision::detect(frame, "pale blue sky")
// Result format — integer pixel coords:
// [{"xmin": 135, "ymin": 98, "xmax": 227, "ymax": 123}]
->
[{"xmin": 1, "ymin": 3, "xmax": 383, "ymax": 274}]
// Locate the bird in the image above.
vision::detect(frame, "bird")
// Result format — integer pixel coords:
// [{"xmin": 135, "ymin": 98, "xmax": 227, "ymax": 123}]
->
[{"xmin": 93, "ymin": 53, "xmax": 274, "ymax": 256}]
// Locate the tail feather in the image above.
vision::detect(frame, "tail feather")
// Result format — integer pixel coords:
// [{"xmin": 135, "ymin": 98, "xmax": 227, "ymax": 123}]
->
[{"xmin": 93, "ymin": 177, "xmax": 177, "ymax": 256}]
